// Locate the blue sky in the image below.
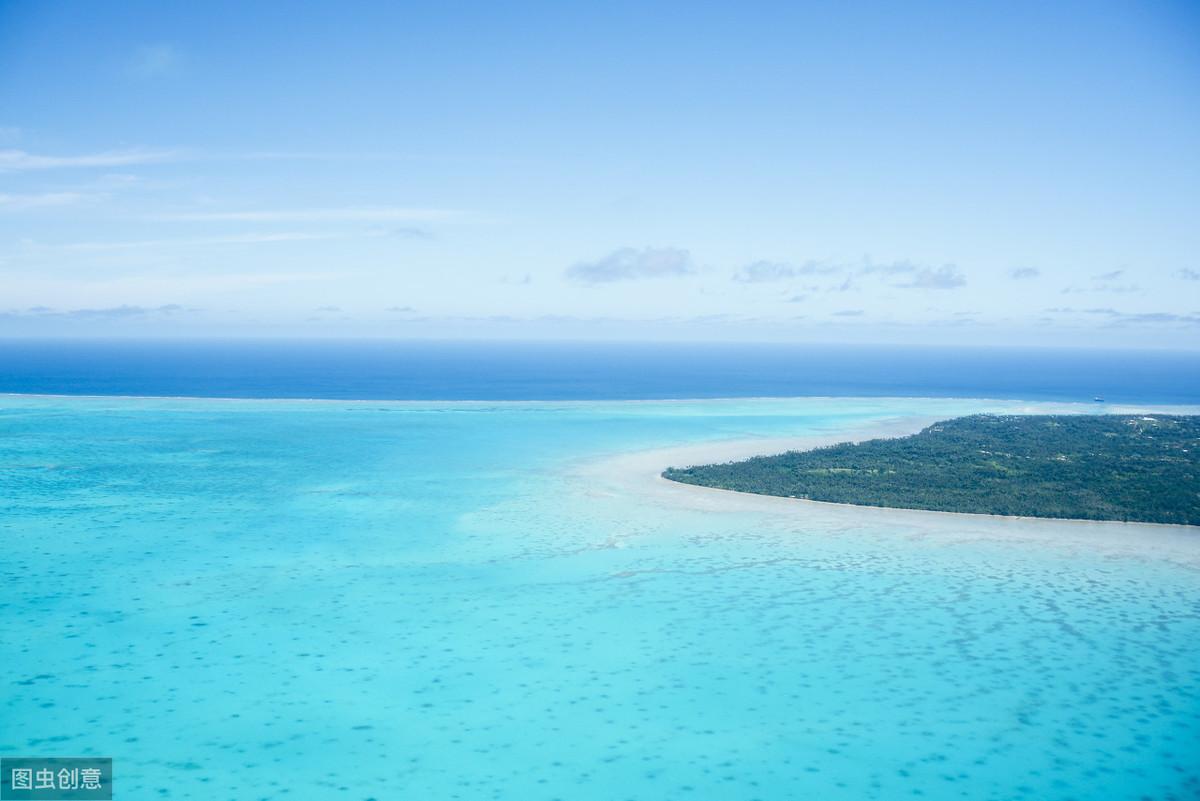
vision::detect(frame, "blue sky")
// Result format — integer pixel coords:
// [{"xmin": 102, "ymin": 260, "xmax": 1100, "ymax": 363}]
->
[{"xmin": 1, "ymin": 0, "xmax": 1198, "ymax": 345}]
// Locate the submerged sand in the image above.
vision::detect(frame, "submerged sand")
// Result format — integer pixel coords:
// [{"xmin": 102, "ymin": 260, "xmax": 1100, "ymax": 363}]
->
[{"xmin": 573, "ymin": 410, "xmax": 1200, "ymax": 569}]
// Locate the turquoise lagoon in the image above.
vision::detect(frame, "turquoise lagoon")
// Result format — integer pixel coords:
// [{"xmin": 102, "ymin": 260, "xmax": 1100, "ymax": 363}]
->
[{"xmin": 2, "ymin": 395, "xmax": 1198, "ymax": 800}]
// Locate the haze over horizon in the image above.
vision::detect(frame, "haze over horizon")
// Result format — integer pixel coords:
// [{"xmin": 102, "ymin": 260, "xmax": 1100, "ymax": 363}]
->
[{"xmin": 1, "ymin": 1, "xmax": 1198, "ymax": 347}]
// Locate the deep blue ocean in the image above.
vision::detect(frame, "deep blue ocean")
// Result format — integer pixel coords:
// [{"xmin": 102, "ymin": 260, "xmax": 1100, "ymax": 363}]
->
[{"xmin": 1, "ymin": 339, "xmax": 1197, "ymax": 402}]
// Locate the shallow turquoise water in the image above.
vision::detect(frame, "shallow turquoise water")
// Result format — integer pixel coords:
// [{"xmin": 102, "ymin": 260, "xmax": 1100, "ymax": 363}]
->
[{"xmin": 2, "ymin": 396, "xmax": 1198, "ymax": 800}]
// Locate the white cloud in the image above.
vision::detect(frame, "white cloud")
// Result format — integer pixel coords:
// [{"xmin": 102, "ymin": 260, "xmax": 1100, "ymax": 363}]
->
[
  {"xmin": 567, "ymin": 247, "xmax": 695, "ymax": 283},
  {"xmin": 843, "ymin": 259, "xmax": 968, "ymax": 289},
  {"xmin": 734, "ymin": 260, "xmax": 795, "ymax": 283},
  {"xmin": 1073, "ymin": 308, "xmax": 1200, "ymax": 326},
  {"xmin": 734, "ymin": 260, "xmax": 840, "ymax": 283},
  {"xmin": 1062, "ymin": 270, "xmax": 1141, "ymax": 294},
  {"xmin": 858, "ymin": 259, "xmax": 921, "ymax": 276},
  {"xmin": 155, "ymin": 206, "xmax": 461, "ymax": 223},
  {"xmin": 7, "ymin": 272, "xmax": 346, "ymax": 308},
  {"xmin": 3, "ymin": 304, "xmax": 193, "ymax": 320},
  {"xmin": 54, "ymin": 231, "xmax": 360, "ymax": 251},
  {"xmin": 893, "ymin": 265, "xmax": 967, "ymax": 289},
  {"xmin": 0, "ymin": 192, "xmax": 89, "ymax": 210},
  {"xmin": 129, "ymin": 43, "xmax": 181, "ymax": 78},
  {"xmin": 0, "ymin": 148, "xmax": 176, "ymax": 171}
]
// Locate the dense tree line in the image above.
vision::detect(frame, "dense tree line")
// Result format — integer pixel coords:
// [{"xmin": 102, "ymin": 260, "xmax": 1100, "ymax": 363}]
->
[{"xmin": 663, "ymin": 415, "xmax": 1200, "ymax": 525}]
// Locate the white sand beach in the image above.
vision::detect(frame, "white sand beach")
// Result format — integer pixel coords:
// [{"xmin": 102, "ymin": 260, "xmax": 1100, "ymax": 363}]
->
[{"xmin": 572, "ymin": 409, "xmax": 1200, "ymax": 569}]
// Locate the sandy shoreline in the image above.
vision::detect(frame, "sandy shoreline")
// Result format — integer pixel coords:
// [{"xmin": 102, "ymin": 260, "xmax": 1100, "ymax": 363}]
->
[{"xmin": 572, "ymin": 410, "xmax": 1200, "ymax": 566}]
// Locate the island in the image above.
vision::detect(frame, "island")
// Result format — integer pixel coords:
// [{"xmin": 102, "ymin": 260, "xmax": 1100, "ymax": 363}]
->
[{"xmin": 663, "ymin": 414, "xmax": 1200, "ymax": 525}]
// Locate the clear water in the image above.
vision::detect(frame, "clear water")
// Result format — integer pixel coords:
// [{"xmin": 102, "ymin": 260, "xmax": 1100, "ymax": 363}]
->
[{"xmin": 2, "ymin": 394, "xmax": 1198, "ymax": 800}]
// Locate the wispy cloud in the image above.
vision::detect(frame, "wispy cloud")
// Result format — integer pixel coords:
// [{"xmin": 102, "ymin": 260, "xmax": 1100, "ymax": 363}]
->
[
  {"xmin": 782, "ymin": 256, "xmax": 969, "ymax": 291},
  {"xmin": 734, "ymin": 260, "xmax": 795, "ymax": 283},
  {"xmin": 733, "ymin": 259, "xmax": 838, "ymax": 283},
  {"xmin": 155, "ymin": 206, "xmax": 461, "ymax": 223},
  {"xmin": 1062, "ymin": 273, "xmax": 1140, "ymax": 294},
  {"xmin": 892, "ymin": 265, "xmax": 966, "ymax": 289},
  {"xmin": 1042, "ymin": 306, "xmax": 1199, "ymax": 326},
  {"xmin": 1084, "ymin": 308, "xmax": 1200, "ymax": 326},
  {"xmin": 0, "ymin": 192, "xmax": 89, "ymax": 210},
  {"xmin": 858, "ymin": 259, "xmax": 920, "ymax": 277},
  {"xmin": 391, "ymin": 226, "xmax": 435, "ymax": 240},
  {"xmin": 129, "ymin": 43, "xmax": 181, "ymax": 78},
  {"xmin": 1010, "ymin": 267, "xmax": 1040, "ymax": 279},
  {"xmin": 4, "ymin": 304, "xmax": 192, "ymax": 320},
  {"xmin": 567, "ymin": 247, "xmax": 695, "ymax": 283},
  {"xmin": 569, "ymin": 251, "xmax": 959, "ymax": 289},
  {"xmin": 0, "ymin": 148, "xmax": 177, "ymax": 171},
  {"xmin": 0, "ymin": 147, "xmax": 448, "ymax": 173},
  {"xmin": 1178, "ymin": 268, "xmax": 1200, "ymax": 281},
  {"xmin": 54, "ymin": 231, "xmax": 359, "ymax": 251},
  {"xmin": 8, "ymin": 272, "xmax": 346, "ymax": 303},
  {"xmin": 842, "ymin": 258, "xmax": 967, "ymax": 290}
]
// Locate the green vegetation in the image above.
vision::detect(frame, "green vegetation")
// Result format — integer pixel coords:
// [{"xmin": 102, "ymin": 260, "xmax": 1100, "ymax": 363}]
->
[{"xmin": 663, "ymin": 415, "xmax": 1200, "ymax": 525}]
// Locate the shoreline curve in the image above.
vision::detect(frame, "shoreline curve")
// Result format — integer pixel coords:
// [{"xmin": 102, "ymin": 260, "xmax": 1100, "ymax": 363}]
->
[{"xmin": 603, "ymin": 413, "xmax": 1200, "ymax": 533}]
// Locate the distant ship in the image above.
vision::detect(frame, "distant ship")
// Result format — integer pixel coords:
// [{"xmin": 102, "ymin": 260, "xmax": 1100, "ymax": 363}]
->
[{"xmin": 1093, "ymin": 396, "xmax": 1105, "ymax": 402}]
